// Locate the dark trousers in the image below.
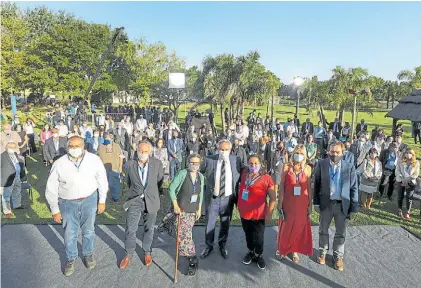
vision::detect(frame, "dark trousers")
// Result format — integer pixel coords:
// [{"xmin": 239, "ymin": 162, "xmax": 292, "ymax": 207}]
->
[
  {"xmin": 396, "ymin": 183, "xmax": 415, "ymax": 212},
  {"xmin": 240, "ymin": 218, "xmax": 265, "ymax": 255},
  {"xmin": 414, "ymin": 129, "xmax": 421, "ymax": 144},
  {"xmin": 27, "ymin": 133, "xmax": 37, "ymax": 153},
  {"xmin": 205, "ymin": 195, "xmax": 233, "ymax": 249},
  {"xmin": 378, "ymin": 170, "xmax": 395, "ymax": 198},
  {"xmin": 124, "ymin": 197, "xmax": 157, "ymax": 256}
]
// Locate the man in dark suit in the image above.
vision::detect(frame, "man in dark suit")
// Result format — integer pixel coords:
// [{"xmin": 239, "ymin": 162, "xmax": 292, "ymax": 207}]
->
[
  {"xmin": 167, "ymin": 130, "xmax": 184, "ymax": 179},
  {"xmin": 65, "ymin": 115, "xmax": 75, "ymax": 131},
  {"xmin": 313, "ymin": 141, "xmax": 358, "ymax": 272},
  {"xmin": 301, "ymin": 118, "xmax": 314, "ymax": 136},
  {"xmin": 119, "ymin": 140, "xmax": 164, "ymax": 270},
  {"xmin": 328, "ymin": 118, "xmax": 342, "ymax": 139},
  {"xmin": 231, "ymin": 138, "xmax": 247, "ymax": 169},
  {"xmin": 342, "ymin": 141, "xmax": 355, "ymax": 165},
  {"xmin": 43, "ymin": 129, "xmax": 67, "ymax": 164},
  {"xmin": 355, "ymin": 119, "xmax": 368, "ymax": 136},
  {"xmin": 112, "ymin": 122, "xmax": 130, "ymax": 153},
  {"xmin": 1, "ymin": 141, "xmax": 26, "ymax": 217},
  {"xmin": 200, "ymin": 139, "xmax": 241, "ymax": 260}
]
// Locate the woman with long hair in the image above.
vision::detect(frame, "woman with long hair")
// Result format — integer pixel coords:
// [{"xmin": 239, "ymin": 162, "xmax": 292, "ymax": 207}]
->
[
  {"xmin": 153, "ymin": 138, "xmax": 170, "ymax": 181},
  {"xmin": 15, "ymin": 124, "xmax": 29, "ymax": 165},
  {"xmin": 237, "ymin": 155, "xmax": 276, "ymax": 270},
  {"xmin": 276, "ymin": 144, "xmax": 313, "ymax": 263},
  {"xmin": 68, "ymin": 124, "xmax": 81, "ymax": 138},
  {"xmin": 394, "ymin": 149, "xmax": 420, "ymax": 220}
]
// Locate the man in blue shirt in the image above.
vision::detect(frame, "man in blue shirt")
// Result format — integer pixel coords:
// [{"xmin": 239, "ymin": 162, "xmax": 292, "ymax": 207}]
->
[{"xmin": 313, "ymin": 141, "xmax": 358, "ymax": 272}]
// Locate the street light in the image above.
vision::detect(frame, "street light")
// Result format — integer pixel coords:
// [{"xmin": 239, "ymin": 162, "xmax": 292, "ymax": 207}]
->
[{"xmin": 293, "ymin": 76, "xmax": 304, "ymax": 116}]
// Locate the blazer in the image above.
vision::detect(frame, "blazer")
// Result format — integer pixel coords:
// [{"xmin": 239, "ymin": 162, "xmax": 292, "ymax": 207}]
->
[
  {"xmin": 199, "ymin": 154, "xmax": 241, "ymax": 215},
  {"xmin": 329, "ymin": 122, "xmax": 342, "ymax": 133},
  {"xmin": 65, "ymin": 119, "xmax": 75, "ymax": 131},
  {"xmin": 301, "ymin": 122, "xmax": 314, "ymax": 135},
  {"xmin": 232, "ymin": 145, "xmax": 248, "ymax": 169},
  {"xmin": 1, "ymin": 151, "xmax": 26, "ymax": 187},
  {"xmin": 112, "ymin": 128, "xmax": 129, "ymax": 151},
  {"xmin": 167, "ymin": 138, "xmax": 184, "ymax": 160},
  {"xmin": 356, "ymin": 123, "xmax": 368, "ymax": 134},
  {"xmin": 342, "ymin": 150, "xmax": 355, "ymax": 166},
  {"xmin": 125, "ymin": 157, "xmax": 164, "ymax": 214},
  {"xmin": 313, "ymin": 159, "xmax": 359, "ymax": 218},
  {"xmin": 43, "ymin": 137, "xmax": 67, "ymax": 162}
]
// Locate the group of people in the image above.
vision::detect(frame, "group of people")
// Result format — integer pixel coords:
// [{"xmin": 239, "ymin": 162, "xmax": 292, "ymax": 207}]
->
[{"xmin": 1, "ymin": 106, "xmax": 420, "ymax": 279}]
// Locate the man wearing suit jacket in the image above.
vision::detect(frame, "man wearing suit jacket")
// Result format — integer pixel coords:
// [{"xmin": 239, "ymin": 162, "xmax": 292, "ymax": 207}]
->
[
  {"xmin": 43, "ymin": 129, "xmax": 68, "ymax": 164},
  {"xmin": 120, "ymin": 140, "xmax": 164, "ymax": 270},
  {"xmin": 301, "ymin": 118, "xmax": 314, "ymax": 136},
  {"xmin": 112, "ymin": 122, "xmax": 130, "ymax": 153},
  {"xmin": 313, "ymin": 141, "xmax": 358, "ymax": 272},
  {"xmin": 342, "ymin": 141, "xmax": 355, "ymax": 165},
  {"xmin": 329, "ymin": 118, "xmax": 342, "ymax": 139},
  {"xmin": 355, "ymin": 119, "xmax": 368, "ymax": 136},
  {"xmin": 65, "ymin": 115, "xmax": 75, "ymax": 132},
  {"xmin": 200, "ymin": 139, "xmax": 241, "ymax": 260},
  {"xmin": 167, "ymin": 130, "xmax": 184, "ymax": 179},
  {"xmin": 1, "ymin": 141, "xmax": 26, "ymax": 217}
]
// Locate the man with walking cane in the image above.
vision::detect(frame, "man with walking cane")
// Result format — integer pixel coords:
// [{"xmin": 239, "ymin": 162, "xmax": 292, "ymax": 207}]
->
[{"xmin": 119, "ymin": 140, "xmax": 164, "ymax": 270}]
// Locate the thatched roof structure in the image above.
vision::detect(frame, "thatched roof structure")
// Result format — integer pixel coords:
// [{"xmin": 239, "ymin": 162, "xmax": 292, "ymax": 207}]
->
[{"xmin": 386, "ymin": 89, "xmax": 421, "ymax": 122}]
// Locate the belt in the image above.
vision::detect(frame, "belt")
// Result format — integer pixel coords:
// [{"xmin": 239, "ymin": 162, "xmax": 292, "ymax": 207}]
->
[
  {"xmin": 74, "ymin": 197, "xmax": 87, "ymax": 201},
  {"xmin": 330, "ymin": 200, "xmax": 342, "ymax": 203}
]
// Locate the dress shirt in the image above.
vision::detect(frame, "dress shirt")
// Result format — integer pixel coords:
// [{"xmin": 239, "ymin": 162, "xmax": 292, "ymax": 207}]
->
[
  {"xmin": 138, "ymin": 162, "xmax": 149, "ymax": 187},
  {"xmin": 136, "ymin": 119, "xmax": 147, "ymax": 131},
  {"xmin": 214, "ymin": 158, "xmax": 233, "ymax": 197},
  {"xmin": 53, "ymin": 139, "xmax": 59, "ymax": 151},
  {"xmin": 57, "ymin": 125, "xmax": 68, "ymax": 137},
  {"xmin": 45, "ymin": 152, "xmax": 108, "ymax": 214},
  {"xmin": 24, "ymin": 123, "xmax": 34, "ymax": 134},
  {"xmin": 286, "ymin": 125, "xmax": 296, "ymax": 135},
  {"xmin": 329, "ymin": 162, "xmax": 341, "ymax": 200}
]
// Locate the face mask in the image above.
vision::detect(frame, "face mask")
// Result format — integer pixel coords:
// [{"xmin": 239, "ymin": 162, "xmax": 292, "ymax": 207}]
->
[
  {"xmin": 220, "ymin": 151, "xmax": 230, "ymax": 161},
  {"xmin": 293, "ymin": 154, "xmax": 305, "ymax": 162},
  {"xmin": 329, "ymin": 154, "xmax": 342, "ymax": 164},
  {"xmin": 345, "ymin": 146, "xmax": 351, "ymax": 151},
  {"xmin": 188, "ymin": 163, "xmax": 200, "ymax": 172},
  {"xmin": 7, "ymin": 149, "xmax": 16, "ymax": 154},
  {"xmin": 53, "ymin": 133, "xmax": 59, "ymax": 138},
  {"xmin": 16, "ymin": 127, "xmax": 22, "ymax": 132},
  {"xmin": 139, "ymin": 153, "xmax": 149, "ymax": 162},
  {"xmin": 104, "ymin": 139, "xmax": 111, "ymax": 145},
  {"xmin": 94, "ymin": 134, "xmax": 99, "ymax": 138},
  {"xmin": 328, "ymin": 134, "xmax": 333, "ymax": 138},
  {"xmin": 249, "ymin": 165, "xmax": 261, "ymax": 174},
  {"xmin": 192, "ymin": 138, "xmax": 197, "ymax": 142},
  {"xmin": 68, "ymin": 148, "xmax": 83, "ymax": 159},
  {"xmin": 370, "ymin": 153, "xmax": 377, "ymax": 158}
]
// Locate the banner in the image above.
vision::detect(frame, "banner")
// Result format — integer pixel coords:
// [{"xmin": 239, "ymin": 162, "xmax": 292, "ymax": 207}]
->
[{"xmin": 10, "ymin": 95, "xmax": 17, "ymax": 115}]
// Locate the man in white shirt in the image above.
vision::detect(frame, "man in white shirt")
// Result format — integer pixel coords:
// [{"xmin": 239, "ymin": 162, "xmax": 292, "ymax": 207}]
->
[
  {"xmin": 79, "ymin": 120, "xmax": 93, "ymax": 139},
  {"xmin": 135, "ymin": 115, "xmax": 147, "ymax": 131},
  {"xmin": 56, "ymin": 120, "xmax": 69, "ymax": 137},
  {"xmin": 45, "ymin": 136, "xmax": 108, "ymax": 277},
  {"xmin": 200, "ymin": 140, "xmax": 241, "ymax": 260},
  {"xmin": 124, "ymin": 116, "xmax": 134, "ymax": 135}
]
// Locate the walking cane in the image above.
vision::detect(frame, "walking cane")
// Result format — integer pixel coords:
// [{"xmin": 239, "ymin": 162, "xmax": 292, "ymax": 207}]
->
[{"xmin": 174, "ymin": 212, "xmax": 182, "ymax": 284}]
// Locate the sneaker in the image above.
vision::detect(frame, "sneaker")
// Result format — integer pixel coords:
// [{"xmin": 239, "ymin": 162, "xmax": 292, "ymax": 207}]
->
[
  {"xmin": 275, "ymin": 250, "xmax": 284, "ymax": 260},
  {"xmin": 84, "ymin": 254, "xmax": 96, "ymax": 270},
  {"xmin": 256, "ymin": 255, "xmax": 266, "ymax": 270},
  {"xmin": 64, "ymin": 260, "xmax": 76, "ymax": 276},
  {"xmin": 242, "ymin": 251, "xmax": 254, "ymax": 265},
  {"xmin": 317, "ymin": 253, "xmax": 326, "ymax": 265},
  {"xmin": 334, "ymin": 257, "xmax": 344, "ymax": 272}
]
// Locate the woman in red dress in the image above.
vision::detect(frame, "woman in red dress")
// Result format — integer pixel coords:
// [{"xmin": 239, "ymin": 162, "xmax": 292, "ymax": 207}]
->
[{"xmin": 276, "ymin": 144, "xmax": 313, "ymax": 263}]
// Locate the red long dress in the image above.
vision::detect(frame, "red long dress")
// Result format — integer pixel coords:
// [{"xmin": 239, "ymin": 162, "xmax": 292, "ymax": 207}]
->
[{"xmin": 277, "ymin": 168, "xmax": 313, "ymax": 256}]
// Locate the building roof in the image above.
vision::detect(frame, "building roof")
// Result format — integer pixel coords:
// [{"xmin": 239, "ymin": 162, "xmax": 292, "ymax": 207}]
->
[{"xmin": 386, "ymin": 89, "xmax": 421, "ymax": 121}]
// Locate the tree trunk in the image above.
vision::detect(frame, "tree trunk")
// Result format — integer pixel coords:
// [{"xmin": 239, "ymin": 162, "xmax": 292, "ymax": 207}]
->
[
  {"xmin": 319, "ymin": 104, "xmax": 327, "ymax": 129},
  {"xmin": 391, "ymin": 92, "xmax": 395, "ymax": 109},
  {"xmin": 240, "ymin": 98, "xmax": 245, "ymax": 117},
  {"xmin": 338, "ymin": 105, "xmax": 345, "ymax": 125},
  {"xmin": 220, "ymin": 103, "xmax": 225, "ymax": 132},
  {"xmin": 386, "ymin": 92, "xmax": 390, "ymax": 109}
]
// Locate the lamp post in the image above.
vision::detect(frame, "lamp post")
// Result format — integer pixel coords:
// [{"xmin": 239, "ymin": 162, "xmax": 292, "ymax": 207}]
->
[{"xmin": 293, "ymin": 76, "xmax": 304, "ymax": 116}]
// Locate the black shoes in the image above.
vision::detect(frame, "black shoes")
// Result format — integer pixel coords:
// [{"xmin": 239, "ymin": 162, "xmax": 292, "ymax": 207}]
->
[
  {"xmin": 187, "ymin": 256, "xmax": 198, "ymax": 276},
  {"xmin": 200, "ymin": 247, "xmax": 213, "ymax": 259},
  {"xmin": 256, "ymin": 255, "xmax": 266, "ymax": 270},
  {"xmin": 219, "ymin": 247, "xmax": 228, "ymax": 259},
  {"xmin": 242, "ymin": 251, "xmax": 255, "ymax": 265}
]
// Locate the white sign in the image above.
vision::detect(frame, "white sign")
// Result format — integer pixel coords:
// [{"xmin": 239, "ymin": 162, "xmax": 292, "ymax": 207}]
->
[
  {"xmin": 169, "ymin": 73, "xmax": 185, "ymax": 89},
  {"xmin": 50, "ymin": 95, "xmax": 56, "ymax": 99}
]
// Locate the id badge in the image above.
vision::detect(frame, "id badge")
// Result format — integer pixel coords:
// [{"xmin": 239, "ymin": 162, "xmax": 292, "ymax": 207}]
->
[
  {"xmin": 275, "ymin": 161, "xmax": 280, "ymax": 167},
  {"xmin": 241, "ymin": 190, "xmax": 249, "ymax": 201},
  {"xmin": 293, "ymin": 186, "xmax": 301, "ymax": 196},
  {"xmin": 190, "ymin": 194, "xmax": 198, "ymax": 203},
  {"xmin": 190, "ymin": 150, "xmax": 193, "ymax": 155}
]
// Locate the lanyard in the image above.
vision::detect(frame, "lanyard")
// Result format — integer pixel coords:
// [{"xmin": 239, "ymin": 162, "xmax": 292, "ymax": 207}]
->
[
  {"xmin": 245, "ymin": 173, "xmax": 261, "ymax": 188},
  {"xmin": 329, "ymin": 164, "xmax": 339, "ymax": 181},
  {"xmin": 189, "ymin": 173, "xmax": 199, "ymax": 195},
  {"xmin": 138, "ymin": 165, "xmax": 148, "ymax": 187},
  {"xmin": 293, "ymin": 170, "xmax": 302, "ymax": 183},
  {"xmin": 68, "ymin": 154, "xmax": 85, "ymax": 169}
]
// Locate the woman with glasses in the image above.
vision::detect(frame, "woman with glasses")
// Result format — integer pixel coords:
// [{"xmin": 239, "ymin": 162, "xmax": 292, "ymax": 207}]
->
[{"xmin": 160, "ymin": 153, "xmax": 204, "ymax": 276}]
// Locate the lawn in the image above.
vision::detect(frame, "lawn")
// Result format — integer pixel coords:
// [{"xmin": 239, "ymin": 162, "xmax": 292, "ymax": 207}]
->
[{"xmin": 2, "ymin": 104, "xmax": 420, "ymax": 237}]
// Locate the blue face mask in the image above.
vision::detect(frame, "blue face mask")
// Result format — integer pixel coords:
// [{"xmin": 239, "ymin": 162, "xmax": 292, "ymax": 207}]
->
[{"xmin": 104, "ymin": 139, "xmax": 111, "ymax": 145}]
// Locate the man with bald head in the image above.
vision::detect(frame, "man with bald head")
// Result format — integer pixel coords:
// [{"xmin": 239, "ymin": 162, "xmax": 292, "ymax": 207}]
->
[
  {"xmin": 1, "ymin": 123, "xmax": 21, "ymax": 153},
  {"xmin": 45, "ymin": 136, "xmax": 108, "ymax": 276},
  {"xmin": 1, "ymin": 141, "xmax": 26, "ymax": 218},
  {"xmin": 119, "ymin": 140, "xmax": 164, "ymax": 270},
  {"xmin": 43, "ymin": 128, "xmax": 67, "ymax": 165}
]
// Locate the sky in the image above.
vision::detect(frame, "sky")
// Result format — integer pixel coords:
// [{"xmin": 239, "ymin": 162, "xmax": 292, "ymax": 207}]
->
[{"xmin": 15, "ymin": 1, "xmax": 421, "ymax": 84}]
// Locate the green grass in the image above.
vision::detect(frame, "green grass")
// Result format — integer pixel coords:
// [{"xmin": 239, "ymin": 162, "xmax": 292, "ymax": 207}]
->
[{"xmin": 2, "ymin": 104, "xmax": 420, "ymax": 237}]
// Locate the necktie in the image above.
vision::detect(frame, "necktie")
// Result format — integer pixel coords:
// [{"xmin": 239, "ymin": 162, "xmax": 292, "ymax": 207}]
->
[{"xmin": 219, "ymin": 160, "xmax": 226, "ymax": 196}]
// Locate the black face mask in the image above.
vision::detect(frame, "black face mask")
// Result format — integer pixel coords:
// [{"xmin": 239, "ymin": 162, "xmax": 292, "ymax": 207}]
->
[{"xmin": 329, "ymin": 154, "xmax": 342, "ymax": 163}]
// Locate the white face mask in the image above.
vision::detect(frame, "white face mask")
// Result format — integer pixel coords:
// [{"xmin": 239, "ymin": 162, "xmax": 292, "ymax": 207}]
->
[
  {"xmin": 293, "ymin": 154, "xmax": 305, "ymax": 162},
  {"xmin": 53, "ymin": 133, "xmax": 59, "ymax": 138},
  {"xmin": 220, "ymin": 151, "xmax": 230, "ymax": 161},
  {"xmin": 139, "ymin": 153, "xmax": 149, "ymax": 162},
  {"xmin": 7, "ymin": 149, "xmax": 17, "ymax": 154},
  {"xmin": 68, "ymin": 148, "xmax": 83, "ymax": 158}
]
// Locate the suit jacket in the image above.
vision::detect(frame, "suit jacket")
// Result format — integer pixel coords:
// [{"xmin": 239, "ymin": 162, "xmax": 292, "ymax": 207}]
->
[
  {"xmin": 125, "ymin": 157, "xmax": 164, "ymax": 214},
  {"xmin": 43, "ymin": 137, "xmax": 67, "ymax": 162},
  {"xmin": 65, "ymin": 119, "xmax": 75, "ymax": 131},
  {"xmin": 1, "ymin": 152, "xmax": 26, "ymax": 187},
  {"xmin": 329, "ymin": 121, "xmax": 342, "ymax": 133},
  {"xmin": 301, "ymin": 122, "xmax": 314, "ymax": 135},
  {"xmin": 356, "ymin": 123, "xmax": 368, "ymax": 134},
  {"xmin": 342, "ymin": 151, "xmax": 355, "ymax": 166},
  {"xmin": 113, "ymin": 127, "xmax": 129, "ymax": 151},
  {"xmin": 232, "ymin": 146, "xmax": 248, "ymax": 169},
  {"xmin": 168, "ymin": 138, "xmax": 184, "ymax": 160},
  {"xmin": 199, "ymin": 154, "xmax": 241, "ymax": 215},
  {"xmin": 313, "ymin": 159, "xmax": 359, "ymax": 218}
]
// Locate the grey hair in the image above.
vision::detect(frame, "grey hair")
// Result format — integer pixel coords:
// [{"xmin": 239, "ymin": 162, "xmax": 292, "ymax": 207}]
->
[
  {"xmin": 67, "ymin": 136, "xmax": 84, "ymax": 147},
  {"xmin": 187, "ymin": 153, "xmax": 201, "ymax": 163},
  {"xmin": 218, "ymin": 139, "xmax": 232, "ymax": 150},
  {"xmin": 137, "ymin": 140, "xmax": 153, "ymax": 151}
]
